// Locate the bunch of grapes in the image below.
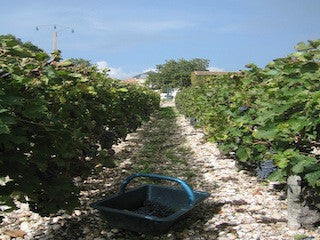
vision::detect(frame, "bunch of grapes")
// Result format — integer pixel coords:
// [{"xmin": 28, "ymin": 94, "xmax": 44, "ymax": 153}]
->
[
  {"xmin": 256, "ymin": 159, "xmax": 278, "ymax": 179},
  {"xmin": 238, "ymin": 105, "xmax": 249, "ymax": 113},
  {"xmin": 133, "ymin": 201, "xmax": 175, "ymax": 218},
  {"xmin": 100, "ymin": 131, "xmax": 116, "ymax": 149},
  {"xmin": 190, "ymin": 117, "xmax": 197, "ymax": 127}
]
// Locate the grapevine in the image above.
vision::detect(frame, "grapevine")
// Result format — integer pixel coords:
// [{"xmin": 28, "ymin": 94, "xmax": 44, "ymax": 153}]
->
[
  {"xmin": 176, "ymin": 39, "xmax": 320, "ymax": 192},
  {"xmin": 0, "ymin": 35, "xmax": 160, "ymax": 214}
]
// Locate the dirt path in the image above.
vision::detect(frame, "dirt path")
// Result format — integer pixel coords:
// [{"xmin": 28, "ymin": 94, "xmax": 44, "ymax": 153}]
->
[{"xmin": 1, "ymin": 100, "xmax": 319, "ymax": 240}]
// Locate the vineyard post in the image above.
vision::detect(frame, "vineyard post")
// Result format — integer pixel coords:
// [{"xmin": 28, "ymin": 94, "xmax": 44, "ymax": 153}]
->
[
  {"xmin": 287, "ymin": 175, "xmax": 320, "ymax": 229},
  {"xmin": 287, "ymin": 175, "xmax": 302, "ymax": 229}
]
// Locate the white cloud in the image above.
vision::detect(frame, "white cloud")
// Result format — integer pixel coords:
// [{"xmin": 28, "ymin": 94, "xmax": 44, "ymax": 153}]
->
[
  {"xmin": 208, "ymin": 66, "xmax": 225, "ymax": 72},
  {"xmin": 96, "ymin": 61, "xmax": 108, "ymax": 70},
  {"xmin": 96, "ymin": 61, "xmax": 138, "ymax": 80}
]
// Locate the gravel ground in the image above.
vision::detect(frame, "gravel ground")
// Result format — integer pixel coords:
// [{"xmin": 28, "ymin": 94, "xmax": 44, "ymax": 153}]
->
[{"xmin": 0, "ymin": 99, "xmax": 319, "ymax": 240}]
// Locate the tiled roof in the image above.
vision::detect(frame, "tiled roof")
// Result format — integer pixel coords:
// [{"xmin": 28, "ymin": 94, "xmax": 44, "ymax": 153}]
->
[{"xmin": 123, "ymin": 78, "xmax": 138, "ymax": 84}]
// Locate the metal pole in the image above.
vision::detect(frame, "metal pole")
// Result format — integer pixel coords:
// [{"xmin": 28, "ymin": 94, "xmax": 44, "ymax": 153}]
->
[
  {"xmin": 36, "ymin": 25, "xmax": 73, "ymax": 53},
  {"xmin": 52, "ymin": 31, "xmax": 57, "ymax": 51}
]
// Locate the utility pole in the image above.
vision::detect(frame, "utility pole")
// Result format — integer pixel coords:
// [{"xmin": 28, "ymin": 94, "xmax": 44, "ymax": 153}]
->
[
  {"xmin": 36, "ymin": 24, "xmax": 74, "ymax": 53},
  {"xmin": 52, "ymin": 31, "xmax": 57, "ymax": 51}
]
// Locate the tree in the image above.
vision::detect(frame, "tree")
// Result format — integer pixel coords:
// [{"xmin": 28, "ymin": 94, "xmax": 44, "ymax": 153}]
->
[
  {"xmin": 69, "ymin": 58, "xmax": 92, "ymax": 67},
  {"xmin": 147, "ymin": 58, "xmax": 209, "ymax": 91},
  {"xmin": 0, "ymin": 34, "xmax": 44, "ymax": 53}
]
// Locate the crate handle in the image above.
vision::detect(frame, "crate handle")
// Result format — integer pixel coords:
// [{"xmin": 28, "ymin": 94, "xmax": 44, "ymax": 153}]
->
[{"xmin": 119, "ymin": 173, "xmax": 195, "ymax": 207}]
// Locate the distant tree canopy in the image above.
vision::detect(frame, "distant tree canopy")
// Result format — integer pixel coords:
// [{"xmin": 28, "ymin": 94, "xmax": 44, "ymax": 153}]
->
[
  {"xmin": 69, "ymin": 58, "xmax": 92, "ymax": 67},
  {"xmin": 0, "ymin": 34, "xmax": 44, "ymax": 53},
  {"xmin": 147, "ymin": 58, "xmax": 209, "ymax": 91}
]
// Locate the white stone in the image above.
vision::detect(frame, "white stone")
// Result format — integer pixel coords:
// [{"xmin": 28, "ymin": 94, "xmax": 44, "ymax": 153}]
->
[
  {"xmin": 111, "ymin": 228, "xmax": 119, "ymax": 233},
  {"xmin": 74, "ymin": 210, "xmax": 81, "ymax": 216},
  {"xmin": 20, "ymin": 221, "xmax": 31, "ymax": 232},
  {"xmin": 1, "ymin": 235, "xmax": 11, "ymax": 240},
  {"xmin": 51, "ymin": 224, "xmax": 60, "ymax": 231},
  {"xmin": 51, "ymin": 217, "xmax": 60, "ymax": 224}
]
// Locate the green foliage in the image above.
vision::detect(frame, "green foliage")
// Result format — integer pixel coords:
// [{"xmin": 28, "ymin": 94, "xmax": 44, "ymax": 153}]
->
[
  {"xmin": 69, "ymin": 58, "xmax": 92, "ymax": 67},
  {"xmin": 0, "ymin": 35, "xmax": 160, "ymax": 215},
  {"xmin": 176, "ymin": 39, "xmax": 320, "ymax": 191},
  {"xmin": 0, "ymin": 34, "xmax": 44, "ymax": 53},
  {"xmin": 190, "ymin": 72, "xmax": 230, "ymax": 86},
  {"xmin": 147, "ymin": 58, "xmax": 209, "ymax": 91},
  {"xmin": 293, "ymin": 234, "xmax": 311, "ymax": 240}
]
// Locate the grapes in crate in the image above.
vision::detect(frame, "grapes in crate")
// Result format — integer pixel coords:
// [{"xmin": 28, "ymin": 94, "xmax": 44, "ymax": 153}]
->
[{"xmin": 133, "ymin": 201, "xmax": 175, "ymax": 218}]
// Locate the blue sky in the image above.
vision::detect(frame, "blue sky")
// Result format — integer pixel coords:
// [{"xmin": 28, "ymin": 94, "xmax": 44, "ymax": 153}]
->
[{"xmin": 1, "ymin": 0, "xmax": 320, "ymax": 79}]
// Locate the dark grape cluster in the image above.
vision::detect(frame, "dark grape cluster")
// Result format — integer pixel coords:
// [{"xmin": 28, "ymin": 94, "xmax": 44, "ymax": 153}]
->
[
  {"xmin": 190, "ymin": 117, "xmax": 197, "ymax": 127},
  {"xmin": 100, "ymin": 131, "xmax": 116, "ymax": 149},
  {"xmin": 82, "ymin": 144, "xmax": 99, "ymax": 158},
  {"xmin": 133, "ymin": 201, "xmax": 175, "ymax": 218},
  {"xmin": 89, "ymin": 144, "xmax": 99, "ymax": 157},
  {"xmin": 128, "ymin": 120, "xmax": 140, "ymax": 132},
  {"xmin": 256, "ymin": 159, "xmax": 278, "ymax": 179},
  {"xmin": 269, "ymin": 147, "xmax": 275, "ymax": 154},
  {"xmin": 238, "ymin": 105, "xmax": 249, "ymax": 113}
]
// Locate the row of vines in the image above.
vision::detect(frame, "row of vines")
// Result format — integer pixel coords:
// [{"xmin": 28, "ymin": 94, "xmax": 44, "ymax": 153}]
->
[
  {"xmin": 176, "ymin": 39, "xmax": 320, "ymax": 192},
  {"xmin": 0, "ymin": 36, "xmax": 160, "ymax": 214}
]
